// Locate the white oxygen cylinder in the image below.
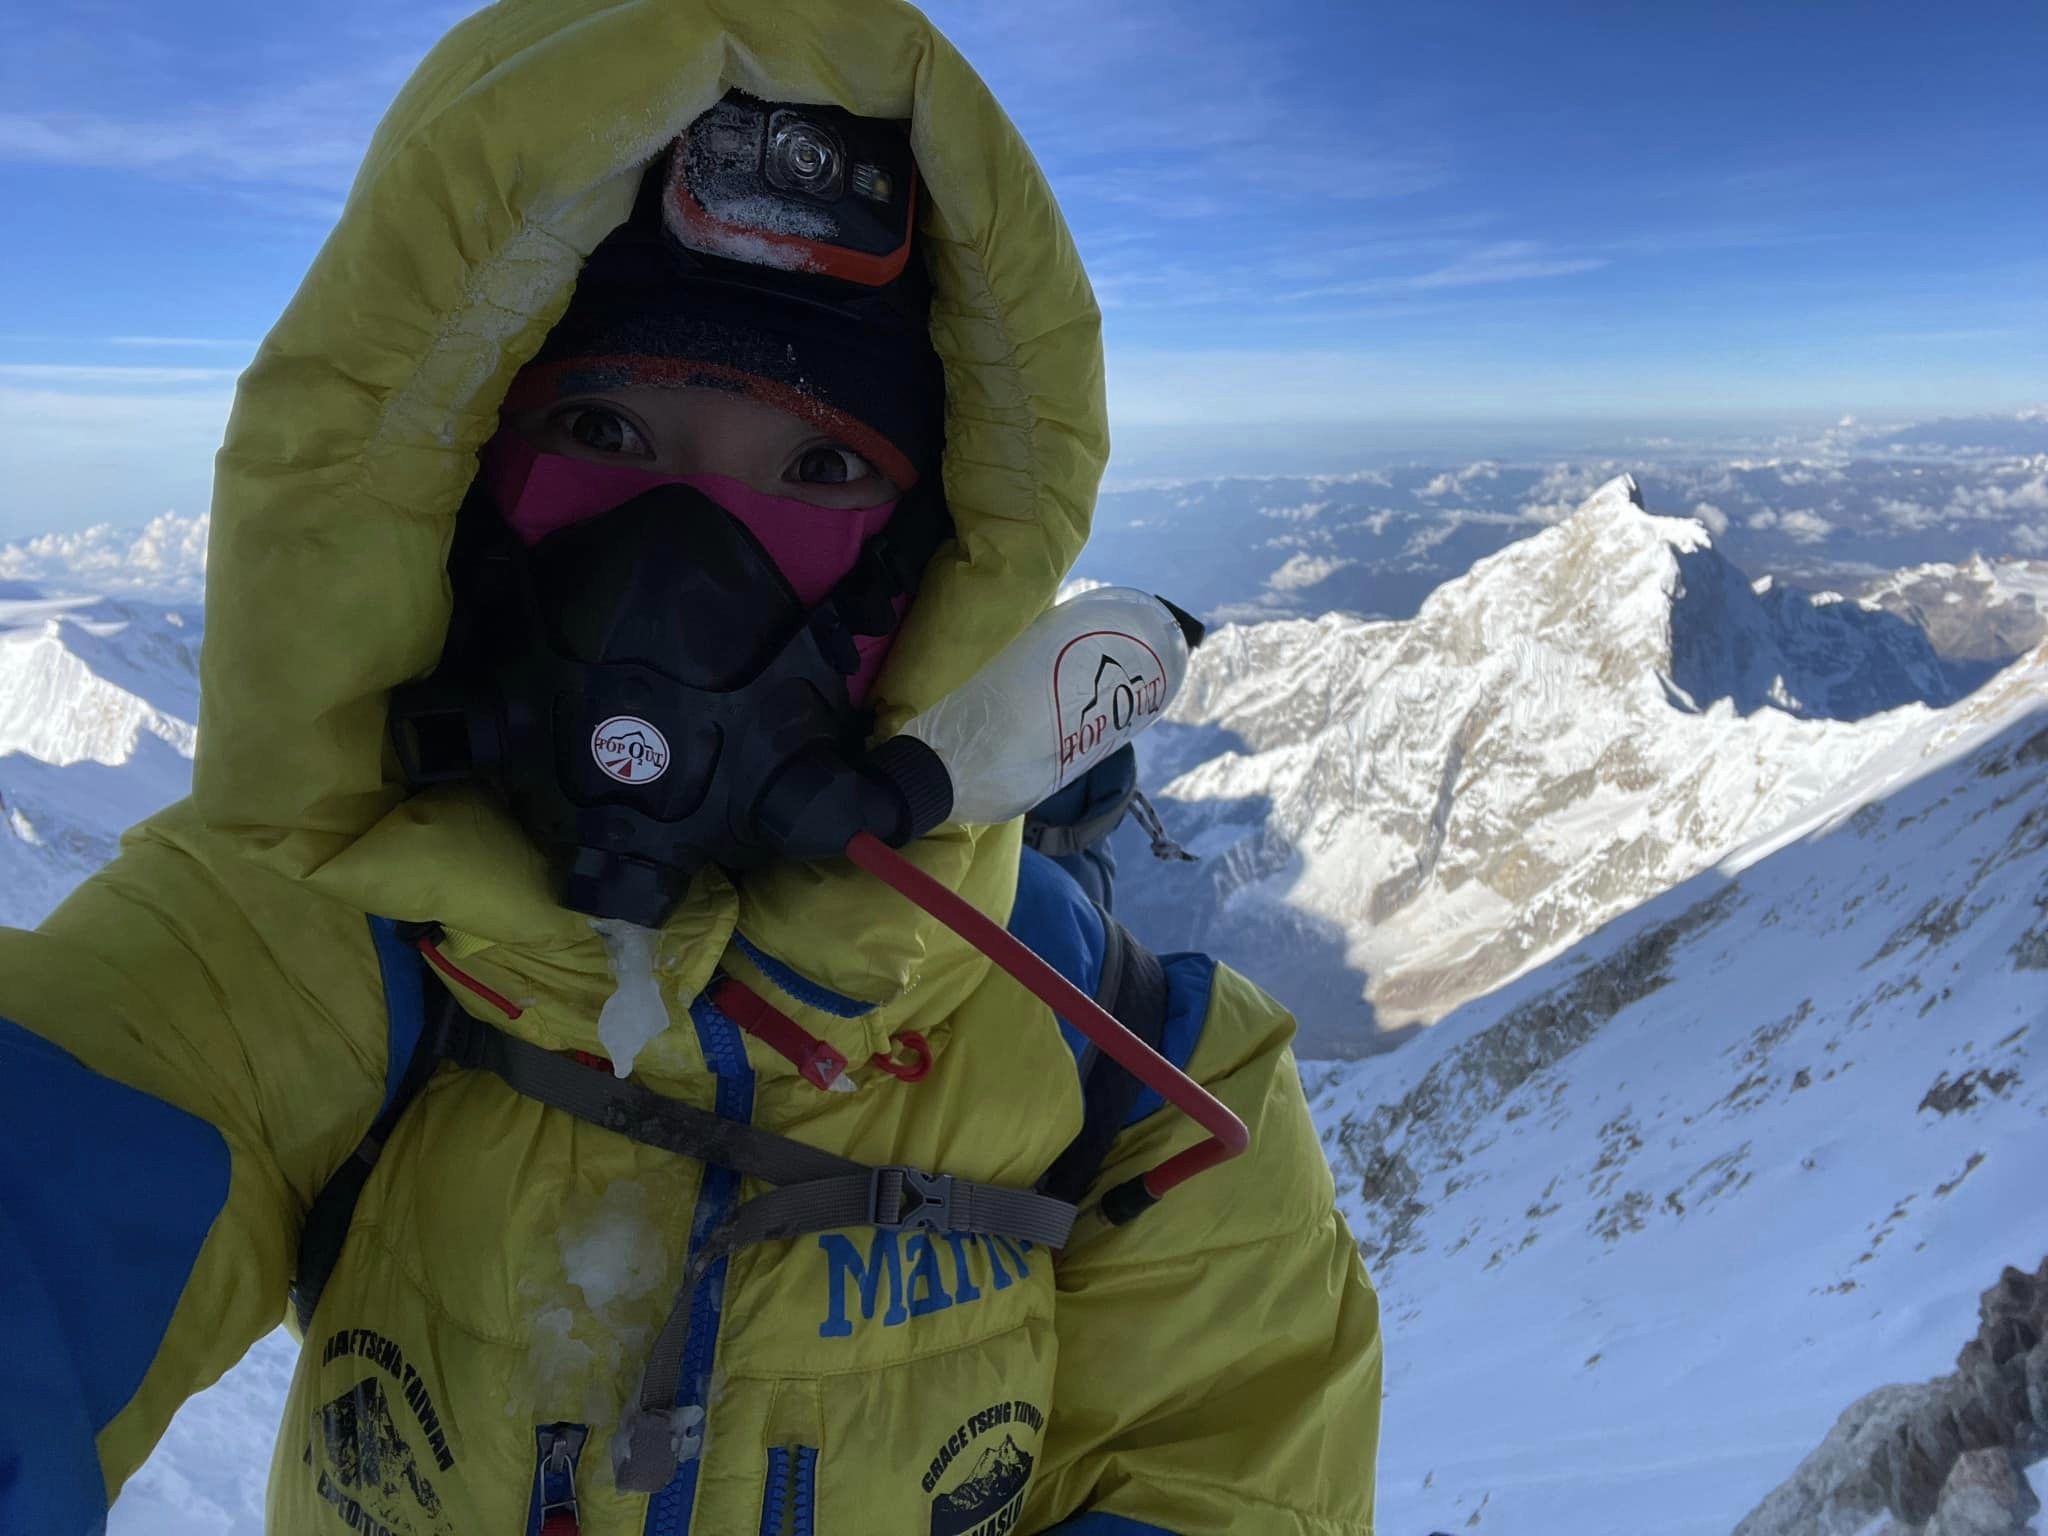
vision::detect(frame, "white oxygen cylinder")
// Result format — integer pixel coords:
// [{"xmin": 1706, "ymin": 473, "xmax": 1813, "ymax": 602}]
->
[{"xmin": 898, "ymin": 586, "xmax": 1201, "ymax": 825}]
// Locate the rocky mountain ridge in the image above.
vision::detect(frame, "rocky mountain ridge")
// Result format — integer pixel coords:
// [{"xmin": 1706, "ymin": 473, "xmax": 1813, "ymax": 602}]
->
[
  {"xmin": 1308, "ymin": 640, "xmax": 2048, "ymax": 1534},
  {"xmin": 1117, "ymin": 475, "xmax": 1993, "ymax": 1051}
]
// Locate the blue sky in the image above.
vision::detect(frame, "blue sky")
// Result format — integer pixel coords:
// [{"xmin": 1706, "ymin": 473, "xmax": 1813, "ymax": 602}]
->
[{"xmin": 0, "ymin": 0, "xmax": 2042, "ymax": 533}]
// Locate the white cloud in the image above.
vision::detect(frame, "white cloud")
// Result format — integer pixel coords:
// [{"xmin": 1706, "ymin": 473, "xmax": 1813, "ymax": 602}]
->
[
  {"xmin": 1769, "ymin": 461, "xmax": 1850, "ymax": 487},
  {"xmin": 1418, "ymin": 461, "xmax": 1500, "ymax": 500},
  {"xmin": 1266, "ymin": 552, "xmax": 1356, "ymax": 592},
  {"xmin": 1875, "ymin": 496, "xmax": 1940, "ymax": 532},
  {"xmin": 1518, "ymin": 462, "xmax": 1615, "ymax": 525},
  {"xmin": 2012, "ymin": 524, "xmax": 2048, "ymax": 555},
  {"xmin": 0, "ymin": 107, "xmax": 364, "ymax": 187},
  {"xmin": 110, "ymin": 336, "xmax": 257, "ymax": 350},
  {"xmin": 1403, "ymin": 518, "xmax": 1465, "ymax": 558},
  {"xmin": 1279, "ymin": 241, "xmax": 1607, "ymax": 303},
  {"xmin": 0, "ymin": 0, "xmax": 475, "ymax": 200},
  {"xmin": 0, "ymin": 364, "xmax": 240, "ymax": 385},
  {"xmin": 1944, "ymin": 459, "xmax": 2048, "ymax": 519},
  {"xmin": 0, "ymin": 511, "xmax": 209, "ymax": 596},
  {"xmin": 1779, "ymin": 509, "xmax": 1836, "ymax": 543},
  {"xmin": 932, "ymin": 0, "xmax": 1446, "ymax": 222},
  {"xmin": 1749, "ymin": 508, "xmax": 1835, "ymax": 544},
  {"xmin": 1690, "ymin": 501, "xmax": 1730, "ymax": 536},
  {"xmin": 1400, "ymin": 243, "xmax": 1607, "ymax": 292},
  {"xmin": 1259, "ymin": 500, "xmax": 1333, "ymax": 522}
]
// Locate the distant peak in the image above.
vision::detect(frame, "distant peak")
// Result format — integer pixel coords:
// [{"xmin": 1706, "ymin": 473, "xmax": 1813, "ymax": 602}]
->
[
  {"xmin": 1571, "ymin": 474, "xmax": 1648, "ymax": 521},
  {"xmin": 1557, "ymin": 472, "xmax": 1721, "ymax": 559}
]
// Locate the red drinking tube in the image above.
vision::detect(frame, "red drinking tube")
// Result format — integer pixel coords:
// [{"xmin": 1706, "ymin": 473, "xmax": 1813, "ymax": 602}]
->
[{"xmin": 844, "ymin": 830, "xmax": 1249, "ymax": 1215}]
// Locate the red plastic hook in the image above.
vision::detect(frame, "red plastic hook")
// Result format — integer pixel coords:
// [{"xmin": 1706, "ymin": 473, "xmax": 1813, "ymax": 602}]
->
[{"xmin": 870, "ymin": 1030, "xmax": 932, "ymax": 1082}]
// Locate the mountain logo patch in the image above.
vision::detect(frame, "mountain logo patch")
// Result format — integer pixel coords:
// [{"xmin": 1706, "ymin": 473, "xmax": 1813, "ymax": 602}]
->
[
  {"xmin": 922, "ymin": 1399, "xmax": 1043, "ymax": 1536},
  {"xmin": 305, "ymin": 1327, "xmax": 458, "ymax": 1536},
  {"xmin": 592, "ymin": 716, "xmax": 671, "ymax": 783}
]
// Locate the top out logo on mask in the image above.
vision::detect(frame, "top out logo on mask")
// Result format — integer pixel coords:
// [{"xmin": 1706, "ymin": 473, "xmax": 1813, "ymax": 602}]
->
[
  {"xmin": 592, "ymin": 716, "xmax": 672, "ymax": 784},
  {"xmin": 1052, "ymin": 631, "xmax": 1169, "ymax": 773}
]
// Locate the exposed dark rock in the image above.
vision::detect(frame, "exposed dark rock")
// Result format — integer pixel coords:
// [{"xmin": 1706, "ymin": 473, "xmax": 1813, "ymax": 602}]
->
[
  {"xmin": 1922, "ymin": 1447, "xmax": 2040, "ymax": 1536},
  {"xmin": 1919, "ymin": 1069, "xmax": 2022, "ymax": 1115},
  {"xmin": 1733, "ymin": 1258, "xmax": 2048, "ymax": 1535},
  {"xmin": 1731, "ymin": 1383, "xmax": 1934, "ymax": 1536},
  {"xmin": 2013, "ymin": 888, "xmax": 2048, "ymax": 972}
]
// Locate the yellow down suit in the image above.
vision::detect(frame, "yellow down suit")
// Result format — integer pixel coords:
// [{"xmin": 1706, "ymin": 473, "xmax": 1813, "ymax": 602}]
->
[{"xmin": 0, "ymin": 2, "xmax": 1382, "ymax": 1532}]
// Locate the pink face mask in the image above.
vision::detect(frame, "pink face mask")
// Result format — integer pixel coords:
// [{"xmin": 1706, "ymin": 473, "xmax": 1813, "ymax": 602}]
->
[{"xmin": 482, "ymin": 431, "xmax": 904, "ymax": 703}]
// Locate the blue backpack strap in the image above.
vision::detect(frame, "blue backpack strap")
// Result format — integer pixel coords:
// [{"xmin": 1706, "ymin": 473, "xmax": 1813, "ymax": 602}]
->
[
  {"xmin": 289, "ymin": 917, "xmax": 446, "ymax": 1331},
  {"xmin": 1008, "ymin": 849, "xmax": 1173, "ymax": 1208}
]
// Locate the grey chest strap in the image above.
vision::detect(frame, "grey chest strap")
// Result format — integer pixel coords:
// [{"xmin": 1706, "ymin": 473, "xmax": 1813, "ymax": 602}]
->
[
  {"xmin": 427, "ymin": 1001, "xmax": 1078, "ymax": 1492},
  {"xmin": 294, "ymin": 897, "xmax": 1176, "ymax": 1497}
]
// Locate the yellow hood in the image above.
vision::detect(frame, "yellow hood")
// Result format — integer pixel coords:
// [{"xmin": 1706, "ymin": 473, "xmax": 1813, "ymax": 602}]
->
[{"xmin": 190, "ymin": 0, "xmax": 1107, "ymax": 1025}]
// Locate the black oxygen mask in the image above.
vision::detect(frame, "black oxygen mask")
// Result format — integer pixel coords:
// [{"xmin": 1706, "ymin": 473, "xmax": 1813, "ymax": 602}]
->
[{"xmin": 389, "ymin": 485, "xmax": 950, "ymax": 926}]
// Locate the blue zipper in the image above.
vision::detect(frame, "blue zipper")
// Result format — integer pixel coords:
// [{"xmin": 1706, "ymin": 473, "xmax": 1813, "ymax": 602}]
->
[
  {"xmin": 792, "ymin": 1445, "xmax": 818, "ymax": 1536},
  {"xmin": 756, "ymin": 1446, "xmax": 792, "ymax": 1536},
  {"xmin": 755, "ymin": 1444, "xmax": 818, "ymax": 1536},
  {"xmin": 526, "ymin": 1423, "xmax": 588, "ymax": 1535},
  {"xmin": 642, "ymin": 995, "xmax": 758, "ymax": 1536}
]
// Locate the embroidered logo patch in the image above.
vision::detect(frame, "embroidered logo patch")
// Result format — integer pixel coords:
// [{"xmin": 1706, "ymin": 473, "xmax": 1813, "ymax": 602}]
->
[{"xmin": 923, "ymin": 1399, "xmax": 1043, "ymax": 1536}]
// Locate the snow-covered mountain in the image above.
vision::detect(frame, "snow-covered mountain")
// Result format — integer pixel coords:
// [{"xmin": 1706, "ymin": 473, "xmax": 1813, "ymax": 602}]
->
[
  {"xmin": 1115, "ymin": 475, "xmax": 1978, "ymax": 1055},
  {"xmin": 0, "ymin": 592, "xmax": 202, "ymax": 927},
  {"xmin": 0, "ymin": 489, "xmax": 2027, "ymax": 1534},
  {"xmin": 1312, "ymin": 645, "xmax": 2048, "ymax": 1535},
  {"xmin": 1858, "ymin": 555, "xmax": 2048, "ymax": 675}
]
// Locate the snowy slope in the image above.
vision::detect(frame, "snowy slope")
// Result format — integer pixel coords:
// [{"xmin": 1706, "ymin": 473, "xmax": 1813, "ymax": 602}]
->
[
  {"xmin": 1, "ymin": 491, "xmax": 2016, "ymax": 1534},
  {"xmin": 0, "ymin": 593, "xmax": 202, "ymax": 927},
  {"xmin": 1117, "ymin": 475, "xmax": 1970, "ymax": 1054},
  {"xmin": 1312, "ymin": 645, "xmax": 2048, "ymax": 1536}
]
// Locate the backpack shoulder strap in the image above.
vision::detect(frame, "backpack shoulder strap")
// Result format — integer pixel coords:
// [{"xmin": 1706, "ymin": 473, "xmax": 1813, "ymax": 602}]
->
[
  {"xmin": 290, "ymin": 918, "xmax": 447, "ymax": 1331},
  {"xmin": 1006, "ymin": 846, "xmax": 1175, "ymax": 1207},
  {"xmin": 1036, "ymin": 908, "xmax": 1171, "ymax": 1206}
]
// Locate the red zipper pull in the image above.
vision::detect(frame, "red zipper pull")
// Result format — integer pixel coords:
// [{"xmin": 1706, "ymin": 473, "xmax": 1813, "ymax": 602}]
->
[
  {"xmin": 534, "ymin": 1423, "xmax": 587, "ymax": 1535},
  {"xmin": 709, "ymin": 976, "xmax": 849, "ymax": 1091}
]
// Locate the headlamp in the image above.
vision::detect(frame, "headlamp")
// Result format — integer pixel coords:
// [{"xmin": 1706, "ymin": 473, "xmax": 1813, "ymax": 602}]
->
[
  {"xmin": 765, "ymin": 110, "xmax": 843, "ymax": 198},
  {"xmin": 667, "ymin": 89, "xmax": 919, "ymax": 288}
]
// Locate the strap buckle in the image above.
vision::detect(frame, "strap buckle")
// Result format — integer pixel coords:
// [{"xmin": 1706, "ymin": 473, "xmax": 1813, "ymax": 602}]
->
[
  {"xmin": 868, "ymin": 1165, "xmax": 955, "ymax": 1232},
  {"xmin": 428, "ymin": 1002, "xmax": 489, "ymax": 1070}
]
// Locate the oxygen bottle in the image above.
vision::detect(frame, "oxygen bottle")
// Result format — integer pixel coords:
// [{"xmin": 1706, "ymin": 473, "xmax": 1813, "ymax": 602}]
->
[
  {"xmin": 892, "ymin": 586, "xmax": 1205, "ymax": 825},
  {"xmin": 843, "ymin": 584, "xmax": 1241, "ymax": 1225}
]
